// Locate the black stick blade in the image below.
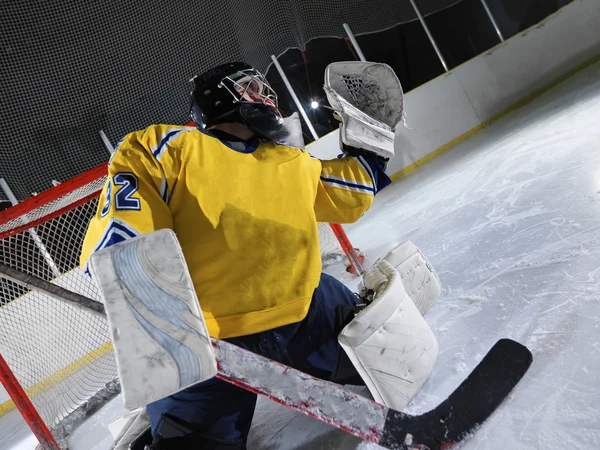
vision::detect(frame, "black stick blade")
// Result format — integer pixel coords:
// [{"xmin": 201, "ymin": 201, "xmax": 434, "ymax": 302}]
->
[{"xmin": 381, "ymin": 339, "xmax": 533, "ymax": 450}]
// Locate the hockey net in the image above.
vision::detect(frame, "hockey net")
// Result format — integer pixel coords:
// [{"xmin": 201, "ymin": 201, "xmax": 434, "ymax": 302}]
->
[{"xmin": 0, "ymin": 164, "xmax": 359, "ymax": 446}]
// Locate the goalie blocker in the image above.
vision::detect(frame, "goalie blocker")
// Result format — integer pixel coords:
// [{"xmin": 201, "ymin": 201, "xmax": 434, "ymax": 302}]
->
[{"xmin": 90, "ymin": 230, "xmax": 442, "ymax": 446}]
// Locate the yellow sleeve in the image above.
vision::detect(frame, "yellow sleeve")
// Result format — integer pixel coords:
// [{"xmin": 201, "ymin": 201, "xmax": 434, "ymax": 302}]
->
[
  {"xmin": 79, "ymin": 125, "xmax": 185, "ymax": 273},
  {"xmin": 314, "ymin": 156, "xmax": 376, "ymax": 224}
]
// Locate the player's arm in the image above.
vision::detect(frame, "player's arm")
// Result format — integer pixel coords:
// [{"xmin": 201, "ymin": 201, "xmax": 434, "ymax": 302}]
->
[
  {"xmin": 315, "ymin": 60, "xmax": 406, "ymax": 223},
  {"xmin": 80, "ymin": 126, "xmax": 181, "ymax": 274},
  {"xmin": 314, "ymin": 152, "xmax": 390, "ymax": 224}
]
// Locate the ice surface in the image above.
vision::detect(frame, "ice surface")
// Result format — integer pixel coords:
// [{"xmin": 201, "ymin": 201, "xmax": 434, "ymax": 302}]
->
[
  {"xmin": 0, "ymin": 410, "xmax": 40, "ymax": 450},
  {"xmin": 347, "ymin": 61, "xmax": 600, "ymax": 450},
  {"xmin": 3, "ymin": 60, "xmax": 600, "ymax": 449}
]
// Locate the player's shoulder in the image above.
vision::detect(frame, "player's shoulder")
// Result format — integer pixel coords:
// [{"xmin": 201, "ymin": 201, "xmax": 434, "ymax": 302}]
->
[
  {"xmin": 264, "ymin": 139, "xmax": 308, "ymax": 156},
  {"xmin": 139, "ymin": 124, "xmax": 198, "ymax": 148},
  {"xmin": 117, "ymin": 124, "xmax": 196, "ymax": 146},
  {"xmin": 113, "ymin": 124, "xmax": 199, "ymax": 161}
]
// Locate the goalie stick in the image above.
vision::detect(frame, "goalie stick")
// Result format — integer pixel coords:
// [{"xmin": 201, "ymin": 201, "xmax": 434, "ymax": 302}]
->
[{"xmin": 0, "ymin": 262, "xmax": 532, "ymax": 450}]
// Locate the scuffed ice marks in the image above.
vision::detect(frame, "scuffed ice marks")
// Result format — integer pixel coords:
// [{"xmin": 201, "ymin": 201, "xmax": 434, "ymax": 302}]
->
[{"xmin": 343, "ymin": 62, "xmax": 600, "ymax": 450}]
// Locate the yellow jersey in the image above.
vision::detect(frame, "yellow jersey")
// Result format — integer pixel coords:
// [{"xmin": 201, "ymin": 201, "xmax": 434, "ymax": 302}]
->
[{"xmin": 80, "ymin": 124, "xmax": 387, "ymax": 338}]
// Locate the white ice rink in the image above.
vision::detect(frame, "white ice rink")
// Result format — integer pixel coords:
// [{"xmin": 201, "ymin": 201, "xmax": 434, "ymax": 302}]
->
[{"xmin": 3, "ymin": 60, "xmax": 600, "ymax": 449}]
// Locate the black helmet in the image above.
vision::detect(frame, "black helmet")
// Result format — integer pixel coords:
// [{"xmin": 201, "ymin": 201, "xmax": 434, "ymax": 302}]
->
[{"xmin": 190, "ymin": 62, "xmax": 279, "ymax": 128}]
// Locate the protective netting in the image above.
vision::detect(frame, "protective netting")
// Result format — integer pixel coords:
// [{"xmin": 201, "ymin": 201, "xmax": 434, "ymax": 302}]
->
[
  {"xmin": 318, "ymin": 223, "xmax": 350, "ymax": 268},
  {"xmin": 0, "ymin": 166, "xmax": 352, "ymax": 442},
  {"xmin": 501, "ymin": 0, "xmax": 538, "ymax": 20},
  {"xmin": 0, "ymin": 0, "xmax": 464, "ymax": 202},
  {"xmin": 0, "ymin": 174, "xmax": 116, "ymax": 444}
]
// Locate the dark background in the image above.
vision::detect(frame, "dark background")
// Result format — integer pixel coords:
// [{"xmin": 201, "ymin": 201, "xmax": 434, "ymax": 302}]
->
[{"xmin": 0, "ymin": 0, "xmax": 572, "ymax": 201}]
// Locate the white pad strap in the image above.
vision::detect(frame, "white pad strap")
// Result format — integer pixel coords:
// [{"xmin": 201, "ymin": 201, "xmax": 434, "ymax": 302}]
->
[
  {"xmin": 381, "ymin": 241, "xmax": 442, "ymax": 314},
  {"xmin": 109, "ymin": 408, "xmax": 150, "ymax": 450},
  {"xmin": 339, "ymin": 260, "xmax": 438, "ymax": 411},
  {"xmin": 90, "ymin": 229, "xmax": 217, "ymax": 409}
]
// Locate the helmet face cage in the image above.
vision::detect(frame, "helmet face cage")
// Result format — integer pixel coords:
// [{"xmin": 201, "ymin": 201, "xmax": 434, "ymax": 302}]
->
[{"xmin": 219, "ymin": 69, "xmax": 278, "ymax": 109}]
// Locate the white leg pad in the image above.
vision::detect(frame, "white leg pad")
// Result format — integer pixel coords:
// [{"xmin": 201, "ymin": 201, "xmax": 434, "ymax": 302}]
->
[
  {"xmin": 90, "ymin": 229, "xmax": 217, "ymax": 410},
  {"xmin": 381, "ymin": 241, "xmax": 441, "ymax": 314},
  {"xmin": 339, "ymin": 260, "xmax": 438, "ymax": 411}
]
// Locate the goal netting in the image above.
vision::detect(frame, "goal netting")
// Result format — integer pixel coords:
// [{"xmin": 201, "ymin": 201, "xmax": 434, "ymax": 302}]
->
[
  {"xmin": 0, "ymin": 165, "xmax": 356, "ymax": 445},
  {"xmin": 0, "ymin": 166, "xmax": 115, "ymax": 444}
]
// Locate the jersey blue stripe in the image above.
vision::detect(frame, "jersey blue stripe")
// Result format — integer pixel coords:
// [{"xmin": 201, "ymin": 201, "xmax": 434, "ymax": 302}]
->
[
  {"xmin": 357, "ymin": 156, "xmax": 376, "ymax": 187},
  {"xmin": 153, "ymin": 129, "xmax": 184, "ymax": 159},
  {"xmin": 320, "ymin": 176, "xmax": 375, "ymax": 194},
  {"xmin": 94, "ymin": 220, "xmax": 139, "ymax": 251},
  {"xmin": 84, "ymin": 220, "xmax": 140, "ymax": 278},
  {"xmin": 159, "ymin": 176, "xmax": 168, "ymax": 203}
]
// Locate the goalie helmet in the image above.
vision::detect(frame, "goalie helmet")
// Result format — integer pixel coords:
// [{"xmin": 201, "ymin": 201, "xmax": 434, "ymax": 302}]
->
[{"xmin": 190, "ymin": 62, "xmax": 280, "ymax": 127}]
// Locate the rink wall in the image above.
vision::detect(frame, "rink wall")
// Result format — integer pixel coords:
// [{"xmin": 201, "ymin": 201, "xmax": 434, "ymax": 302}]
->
[{"xmin": 308, "ymin": 0, "xmax": 600, "ymax": 180}]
